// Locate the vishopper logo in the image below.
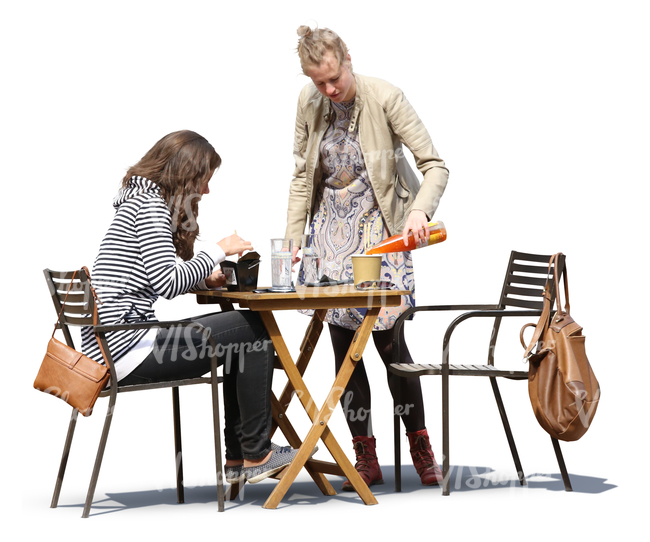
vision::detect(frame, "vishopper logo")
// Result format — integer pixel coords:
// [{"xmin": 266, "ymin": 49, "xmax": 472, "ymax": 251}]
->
[
  {"xmin": 154, "ymin": 458, "xmax": 249, "ymax": 502},
  {"xmin": 131, "ymin": 192, "xmax": 204, "ymax": 234},
  {"xmin": 150, "ymin": 322, "xmax": 273, "ymax": 373},
  {"xmin": 37, "ymin": 385, "xmax": 73, "ymax": 404},
  {"xmin": 363, "ymin": 147, "xmax": 406, "ymax": 179},
  {"xmin": 293, "ymin": 283, "xmax": 396, "ymax": 308},
  {"xmin": 166, "ymin": 193, "xmax": 202, "ymax": 233},
  {"xmin": 35, "ymin": 386, "xmax": 96, "ymax": 416},
  {"xmin": 448, "ymin": 465, "xmax": 537, "ymax": 492},
  {"xmin": 574, "ymin": 386, "xmax": 600, "ymax": 429},
  {"xmin": 48, "ymin": 274, "xmax": 94, "ymax": 299},
  {"xmin": 341, "ymin": 390, "xmax": 415, "ymax": 422},
  {"xmin": 152, "ymin": 457, "xmax": 540, "ymax": 500},
  {"xmin": 287, "ymin": 386, "xmax": 415, "ymax": 426}
]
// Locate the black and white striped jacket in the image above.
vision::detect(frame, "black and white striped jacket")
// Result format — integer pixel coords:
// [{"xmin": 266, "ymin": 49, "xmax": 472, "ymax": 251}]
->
[{"xmin": 82, "ymin": 176, "xmax": 220, "ymax": 365}]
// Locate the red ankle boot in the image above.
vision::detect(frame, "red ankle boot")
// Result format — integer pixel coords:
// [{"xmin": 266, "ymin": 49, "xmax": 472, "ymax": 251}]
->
[
  {"xmin": 342, "ymin": 435, "xmax": 384, "ymax": 492},
  {"xmin": 407, "ymin": 428, "xmax": 443, "ymax": 486}
]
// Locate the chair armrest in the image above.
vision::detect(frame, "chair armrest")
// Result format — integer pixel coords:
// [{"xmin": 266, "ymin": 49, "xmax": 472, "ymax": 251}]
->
[
  {"xmin": 93, "ymin": 320, "xmax": 221, "ymax": 381},
  {"xmin": 441, "ymin": 309, "xmax": 542, "ymax": 366},
  {"xmin": 392, "ymin": 305, "xmax": 541, "ymax": 367},
  {"xmin": 392, "ymin": 304, "xmax": 499, "ymax": 364},
  {"xmin": 94, "ymin": 319, "xmax": 219, "ymax": 358},
  {"xmin": 94, "ymin": 320, "xmax": 191, "ymax": 333}
]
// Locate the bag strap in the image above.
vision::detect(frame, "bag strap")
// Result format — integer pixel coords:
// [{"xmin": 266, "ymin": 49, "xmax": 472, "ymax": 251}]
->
[
  {"xmin": 74, "ymin": 266, "xmax": 110, "ymax": 368},
  {"xmin": 81, "ymin": 266, "xmax": 102, "ymax": 326},
  {"xmin": 553, "ymin": 253, "xmax": 570, "ymax": 316},
  {"xmin": 522, "ymin": 253, "xmax": 560, "ymax": 359},
  {"xmin": 52, "ymin": 267, "xmax": 102, "ymax": 336}
]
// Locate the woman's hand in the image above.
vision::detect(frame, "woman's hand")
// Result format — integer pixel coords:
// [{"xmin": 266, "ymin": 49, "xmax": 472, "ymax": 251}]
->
[
  {"xmin": 291, "ymin": 246, "xmax": 301, "ymax": 268},
  {"xmin": 204, "ymin": 269, "xmax": 227, "ymax": 288},
  {"xmin": 402, "ymin": 210, "xmax": 430, "ymax": 246},
  {"xmin": 217, "ymin": 233, "xmax": 253, "ymax": 257}
]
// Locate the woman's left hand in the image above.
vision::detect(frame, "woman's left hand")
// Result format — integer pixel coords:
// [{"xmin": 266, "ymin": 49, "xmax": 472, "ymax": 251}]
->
[
  {"xmin": 205, "ymin": 269, "xmax": 227, "ymax": 288},
  {"xmin": 402, "ymin": 210, "xmax": 430, "ymax": 246}
]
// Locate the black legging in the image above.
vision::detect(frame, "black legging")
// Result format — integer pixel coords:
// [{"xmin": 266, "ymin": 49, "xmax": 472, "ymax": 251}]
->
[
  {"xmin": 330, "ymin": 323, "xmax": 425, "ymax": 436},
  {"xmin": 120, "ymin": 310, "xmax": 274, "ymax": 461}
]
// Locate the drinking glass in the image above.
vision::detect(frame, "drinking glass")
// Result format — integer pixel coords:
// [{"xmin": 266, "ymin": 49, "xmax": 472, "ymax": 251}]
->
[
  {"xmin": 301, "ymin": 234, "xmax": 323, "ymax": 284},
  {"xmin": 270, "ymin": 238, "xmax": 294, "ymax": 291}
]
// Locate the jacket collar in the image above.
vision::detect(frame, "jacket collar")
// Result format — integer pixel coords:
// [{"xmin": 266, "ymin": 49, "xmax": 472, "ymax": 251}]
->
[{"xmin": 319, "ymin": 73, "xmax": 366, "ymax": 132}]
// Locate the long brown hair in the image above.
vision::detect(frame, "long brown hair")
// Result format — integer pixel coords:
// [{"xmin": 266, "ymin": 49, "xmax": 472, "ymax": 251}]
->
[{"xmin": 123, "ymin": 130, "xmax": 221, "ymax": 260}]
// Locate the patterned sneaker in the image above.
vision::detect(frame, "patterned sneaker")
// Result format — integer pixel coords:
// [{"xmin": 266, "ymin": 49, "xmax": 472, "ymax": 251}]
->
[
  {"xmin": 244, "ymin": 445, "xmax": 300, "ymax": 484},
  {"xmin": 224, "ymin": 444, "xmax": 284, "ymax": 483},
  {"xmin": 224, "ymin": 464, "xmax": 245, "ymax": 484}
]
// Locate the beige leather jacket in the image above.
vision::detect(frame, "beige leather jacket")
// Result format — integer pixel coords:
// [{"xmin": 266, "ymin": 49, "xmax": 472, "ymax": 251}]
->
[{"xmin": 285, "ymin": 73, "xmax": 449, "ymax": 245}]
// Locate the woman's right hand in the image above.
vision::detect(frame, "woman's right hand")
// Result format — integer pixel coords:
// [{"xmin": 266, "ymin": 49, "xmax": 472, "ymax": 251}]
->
[
  {"xmin": 204, "ymin": 269, "xmax": 227, "ymax": 288},
  {"xmin": 291, "ymin": 246, "xmax": 301, "ymax": 269},
  {"xmin": 217, "ymin": 233, "xmax": 253, "ymax": 257}
]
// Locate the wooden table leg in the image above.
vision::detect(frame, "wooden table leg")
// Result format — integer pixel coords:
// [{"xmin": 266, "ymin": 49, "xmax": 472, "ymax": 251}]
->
[
  {"xmin": 260, "ymin": 308, "xmax": 381, "ymax": 509},
  {"xmin": 271, "ymin": 394, "xmax": 336, "ymax": 496},
  {"xmin": 261, "ymin": 309, "xmax": 335, "ymax": 496}
]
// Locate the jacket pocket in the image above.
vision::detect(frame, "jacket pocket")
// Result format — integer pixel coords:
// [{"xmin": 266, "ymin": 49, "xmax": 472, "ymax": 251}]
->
[{"xmin": 394, "ymin": 173, "xmax": 410, "ymax": 199}]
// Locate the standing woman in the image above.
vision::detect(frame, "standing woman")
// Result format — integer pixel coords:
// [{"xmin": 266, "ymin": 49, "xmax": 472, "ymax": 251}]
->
[
  {"xmin": 82, "ymin": 130, "xmax": 298, "ymax": 484},
  {"xmin": 285, "ymin": 27, "xmax": 449, "ymax": 489}
]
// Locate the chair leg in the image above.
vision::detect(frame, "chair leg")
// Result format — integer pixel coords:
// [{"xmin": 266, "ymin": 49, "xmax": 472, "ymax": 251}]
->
[
  {"xmin": 442, "ymin": 371, "xmax": 450, "ymax": 496},
  {"xmin": 551, "ymin": 437, "xmax": 573, "ymax": 491},
  {"xmin": 211, "ymin": 374, "xmax": 225, "ymax": 512},
  {"xmin": 82, "ymin": 395, "xmax": 116, "ymax": 518},
  {"xmin": 227, "ymin": 479, "xmax": 245, "ymax": 501},
  {"xmin": 172, "ymin": 387, "xmax": 184, "ymax": 504},
  {"xmin": 393, "ymin": 400, "xmax": 401, "ymax": 492},
  {"xmin": 51, "ymin": 408, "xmax": 79, "ymax": 508},
  {"xmin": 489, "ymin": 377, "xmax": 526, "ymax": 486}
]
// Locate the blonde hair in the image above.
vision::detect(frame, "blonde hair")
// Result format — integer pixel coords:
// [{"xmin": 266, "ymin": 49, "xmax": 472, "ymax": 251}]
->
[{"xmin": 296, "ymin": 25, "xmax": 350, "ymax": 74}]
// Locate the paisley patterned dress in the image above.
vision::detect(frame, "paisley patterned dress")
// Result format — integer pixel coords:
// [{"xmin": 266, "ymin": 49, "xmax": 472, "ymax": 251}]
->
[{"xmin": 299, "ymin": 99, "xmax": 415, "ymax": 331}]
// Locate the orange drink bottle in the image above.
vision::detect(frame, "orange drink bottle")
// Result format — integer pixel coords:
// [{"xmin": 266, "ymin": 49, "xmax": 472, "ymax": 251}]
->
[{"xmin": 366, "ymin": 221, "xmax": 447, "ymax": 255}]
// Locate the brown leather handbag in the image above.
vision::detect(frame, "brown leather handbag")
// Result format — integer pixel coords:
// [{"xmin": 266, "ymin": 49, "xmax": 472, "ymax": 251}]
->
[
  {"xmin": 520, "ymin": 254, "xmax": 600, "ymax": 441},
  {"xmin": 34, "ymin": 269, "xmax": 109, "ymax": 416}
]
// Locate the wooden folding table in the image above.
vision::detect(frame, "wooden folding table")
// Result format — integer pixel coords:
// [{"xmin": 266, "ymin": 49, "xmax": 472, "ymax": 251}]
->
[{"xmin": 194, "ymin": 284, "xmax": 408, "ymax": 509}]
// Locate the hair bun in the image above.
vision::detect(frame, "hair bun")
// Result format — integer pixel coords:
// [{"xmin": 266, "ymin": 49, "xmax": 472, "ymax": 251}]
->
[{"xmin": 297, "ymin": 25, "xmax": 312, "ymax": 38}]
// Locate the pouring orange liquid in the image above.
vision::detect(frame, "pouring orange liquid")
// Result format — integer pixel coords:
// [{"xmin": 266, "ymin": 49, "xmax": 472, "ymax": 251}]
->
[{"xmin": 366, "ymin": 221, "xmax": 447, "ymax": 254}]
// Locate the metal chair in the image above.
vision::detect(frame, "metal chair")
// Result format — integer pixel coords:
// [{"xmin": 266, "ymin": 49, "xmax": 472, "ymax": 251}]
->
[
  {"xmin": 43, "ymin": 268, "xmax": 225, "ymax": 517},
  {"xmin": 389, "ymin": 251, "xmax": 573, "ymax": 495}
]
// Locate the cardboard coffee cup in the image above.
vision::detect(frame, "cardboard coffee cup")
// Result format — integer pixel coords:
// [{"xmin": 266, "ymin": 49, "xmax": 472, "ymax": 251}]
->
[{"xmin": 351, "ymin": 255, "xmax": 382, "ymax": 286}]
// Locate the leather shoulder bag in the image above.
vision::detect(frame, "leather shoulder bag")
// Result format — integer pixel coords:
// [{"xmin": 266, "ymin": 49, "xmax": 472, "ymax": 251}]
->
[
  {"xmin": 520, "ymin": 253, "xmax": 600, "ymax": 441},
  {"xmin": 34, "ymin": 268, "xmax": 109, "ymax": 416}
]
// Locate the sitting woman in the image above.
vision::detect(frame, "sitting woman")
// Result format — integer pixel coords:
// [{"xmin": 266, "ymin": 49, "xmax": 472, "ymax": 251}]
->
[{"xmin": 81, "ymin": 130, "xmax": 297, "ymax": 484}]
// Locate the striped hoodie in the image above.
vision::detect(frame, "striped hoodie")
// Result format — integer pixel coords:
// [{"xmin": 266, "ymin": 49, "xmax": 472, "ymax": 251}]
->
[{"xmin": 81, "ymin": 176, "xmax": 224, "ymax": 370}]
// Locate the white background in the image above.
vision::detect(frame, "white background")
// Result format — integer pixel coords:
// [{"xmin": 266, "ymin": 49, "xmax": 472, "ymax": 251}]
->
[{"xmin": 4, "ymin": 0, "xmax": 648, "ymax": 538}]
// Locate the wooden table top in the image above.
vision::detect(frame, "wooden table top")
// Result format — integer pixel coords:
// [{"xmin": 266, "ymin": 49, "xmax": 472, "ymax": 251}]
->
[{"xmin": 193, "ymin": 284, "xmax": 409, "ymax": 311}]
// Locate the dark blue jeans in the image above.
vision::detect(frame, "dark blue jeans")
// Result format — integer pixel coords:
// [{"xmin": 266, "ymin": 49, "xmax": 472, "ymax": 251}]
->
[{"xmin": 120, "ymin": 311, "xmax": 274, "ymax": 461}]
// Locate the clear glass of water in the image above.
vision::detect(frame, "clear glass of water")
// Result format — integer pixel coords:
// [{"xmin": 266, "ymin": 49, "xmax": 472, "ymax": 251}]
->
[
  {"xmin": 301, "ymin": 234, "xmax": 323, "ymax": 284},
  {"xmin": 270, "ymin": 238, "xmax": 294, "ymax": 291}
]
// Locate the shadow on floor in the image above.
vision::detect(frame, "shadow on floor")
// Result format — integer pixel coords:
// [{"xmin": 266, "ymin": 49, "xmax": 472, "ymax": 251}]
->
[{"xmin": 58, "ymin": 464, "xmax": 616, "ymax": 516}]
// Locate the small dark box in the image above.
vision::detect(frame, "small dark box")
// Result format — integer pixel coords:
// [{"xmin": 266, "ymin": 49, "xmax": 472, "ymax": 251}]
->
[{"xmin": 220, "ymin": 251, "xmax": 261, "ymax": 292}]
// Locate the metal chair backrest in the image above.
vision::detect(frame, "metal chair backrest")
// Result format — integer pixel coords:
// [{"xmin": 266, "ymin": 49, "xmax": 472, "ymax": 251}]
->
[
  {"xmin": 43, "ymin": 268, "xmax": 97, "ymax": 348},
  {"xmin": 485, "ymin": 251, "xmax": 565, "ymax": 365},
  {"xmin": 498, "ymin": 251, "xmax": 565, "ymax": 310}
]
